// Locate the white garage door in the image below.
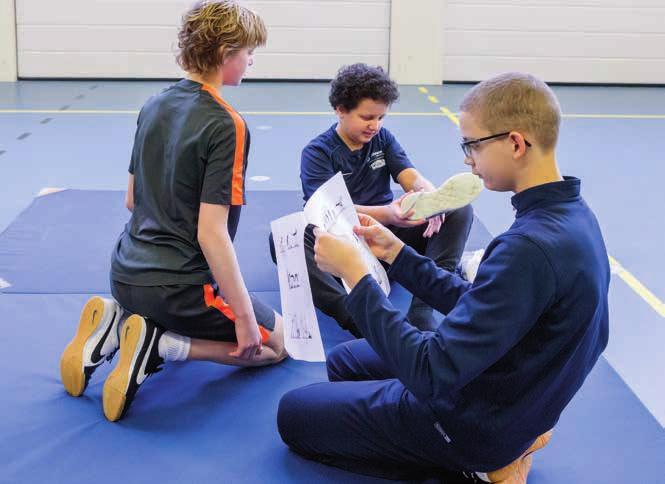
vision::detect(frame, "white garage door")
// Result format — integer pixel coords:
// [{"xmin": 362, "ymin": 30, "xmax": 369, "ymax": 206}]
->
[
  {"xmin": 16, "ymin": 0, "xmax": 390, "ymax": 79},
  {"xmin": 443, "ymin": 0, "xmax": 665, "ymax": 84}
]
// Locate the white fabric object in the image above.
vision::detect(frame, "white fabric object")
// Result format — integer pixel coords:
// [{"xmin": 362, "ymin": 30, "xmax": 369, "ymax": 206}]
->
[{"xmin": 158, "ymin": 331, "xmax": 191, "ymax": 362}]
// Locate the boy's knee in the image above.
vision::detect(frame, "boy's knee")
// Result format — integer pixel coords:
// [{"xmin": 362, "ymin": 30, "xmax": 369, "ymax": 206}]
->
[
  {"xmin": 277, "ymin": 388, "xmax": 309, "ymax": 449},
  {"xmin": 264, "ymin": 314, "xmax": 287, "ymax": 361},
  {"xmin": 267, "ymin": 340, "xmax": 288, "ymax": 363}
]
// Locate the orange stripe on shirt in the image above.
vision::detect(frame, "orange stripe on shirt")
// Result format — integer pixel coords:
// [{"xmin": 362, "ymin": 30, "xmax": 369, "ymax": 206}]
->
[
  {"xmin": 201, "ymin": 84, "xmax": 246, "ymax": 205},
  {"xmin": 203, "ymin": 284, "xmax": 270, "ymax": 344}
]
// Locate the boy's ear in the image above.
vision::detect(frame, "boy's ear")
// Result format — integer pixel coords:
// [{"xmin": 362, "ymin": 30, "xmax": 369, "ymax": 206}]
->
[
  {"xmin": 509, "ymin": 132, "xmax": 529, "ymax": 158},
  {"xmin": 218, "ymin": 45, "xmax": 236, "ymax": 65},
  {"xmin": 335, "ymin": 106, "xmax": 348, "ymax": 117},
  {"xmin": 217, "ymin": 46, "xmax": 227, "ymax": 65}
]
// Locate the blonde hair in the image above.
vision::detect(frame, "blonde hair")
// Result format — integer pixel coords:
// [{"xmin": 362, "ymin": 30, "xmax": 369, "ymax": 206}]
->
[
  {"xmin": 177, "ymin": 0, "xmax": 267, "ymax": 75},
  {"xmin": 460, "ymin": 72, "xmax": 562, "ymax": 152}
]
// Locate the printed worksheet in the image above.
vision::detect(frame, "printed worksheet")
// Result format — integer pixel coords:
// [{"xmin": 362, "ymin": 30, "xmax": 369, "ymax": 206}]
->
[
  {"xmin": 303, "ymin": 172, "xmax": 390, "ymax": 295},
  {"xmin": 270, "ymin": 212, "xmax": 325, "ymax": 362},
  {"xmin": 271, "ymin": 173, "xmax": 391, "ymax": 361}
]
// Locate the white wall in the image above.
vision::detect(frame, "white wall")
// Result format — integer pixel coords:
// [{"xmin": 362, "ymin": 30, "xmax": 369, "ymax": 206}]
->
[
  {"xmin": 15, "ymin": 0, "xmax": 390, "ymax": 79},
  {"xmin": 390, "ymin": 0, "xmax": 444, "ymax": 84},
  {"xmin": 12, "ymin": 0, "xmax": 665, "ymax": 84},
  {"xmin": 443, "ymin": 0, "xmax": 665, "ymax": 84},
  {"xmin": 0, "ymin": 0, "xmax": 17, "ymax": 81}
]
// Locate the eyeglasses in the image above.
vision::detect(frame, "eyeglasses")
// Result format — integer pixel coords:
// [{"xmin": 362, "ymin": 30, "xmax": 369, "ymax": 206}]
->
[{"xmin": 460, "ymin": 132, "xmax": 531, "ymax": 158}]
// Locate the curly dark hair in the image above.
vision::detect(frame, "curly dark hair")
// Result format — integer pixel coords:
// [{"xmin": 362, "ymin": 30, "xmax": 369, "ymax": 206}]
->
[{"xmin": 329, "ymin": 64, "xmax": 399, "ymax": 111}]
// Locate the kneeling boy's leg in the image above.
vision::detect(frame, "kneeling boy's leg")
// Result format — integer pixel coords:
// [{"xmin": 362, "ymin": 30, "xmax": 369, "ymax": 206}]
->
[
  {"xmin": 189, "ymin": 310, "xmax": 285, "ymax": 367},
  {"xmin": 115, "ymin": 282, "xmax": 286, "ymax": 367},
  {"xmin": 187, "ymin": 291, "xmax": 287, "ymax": 366}
]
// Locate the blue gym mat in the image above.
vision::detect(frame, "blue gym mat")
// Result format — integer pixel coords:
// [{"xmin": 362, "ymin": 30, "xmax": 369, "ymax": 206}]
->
[
  {"xmin": 0, "ymin": 190, "xmax": 663, "ymax": 483},
  {"xmin": 0, "ymin": 189, "xmax": 492, "ymax": 294},
  {"xmin": 1, "ymin": 293, "xmax": 663, "ymax": 484}
]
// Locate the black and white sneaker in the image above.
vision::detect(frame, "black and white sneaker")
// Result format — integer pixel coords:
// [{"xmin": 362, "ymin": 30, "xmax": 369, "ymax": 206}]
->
[
  {"xmin": 60, "ymin": 296, "xmax": 124, "ymax": 397},
  {"xmin": 102, "ymin": 315, "xmax": 164, "ymax": 422}
]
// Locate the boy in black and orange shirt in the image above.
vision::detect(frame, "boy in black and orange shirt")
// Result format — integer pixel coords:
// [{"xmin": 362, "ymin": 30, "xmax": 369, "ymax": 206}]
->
[{"xmin": 60, "ymin": 1, "xmax": 286, "ymax": 422}]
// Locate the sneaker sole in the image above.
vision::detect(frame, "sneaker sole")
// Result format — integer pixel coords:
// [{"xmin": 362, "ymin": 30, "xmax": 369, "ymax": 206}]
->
[
  {"xmin": 483, "ymin": 430, "xmax": 553, "ymax": 483},
  {"xmin": 401, "ymin": 172, "xmax": 483, "ymax": 220},
  {"xmin": 103, "ymin": 314, "xmax": 145, "ymax": 422},
  {"xmin": 60, "ymin": 296, "xmax": 107, "ymax": 397}
]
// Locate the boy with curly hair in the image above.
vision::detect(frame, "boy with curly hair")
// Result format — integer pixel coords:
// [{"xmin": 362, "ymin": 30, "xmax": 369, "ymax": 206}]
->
[
  {"xmin": 271, "ymin": 63, "xmax": 474, "ymax": 335},
  {"xmin": 60, "ymin": 0, "xmax": 286, "ymax": 422}
]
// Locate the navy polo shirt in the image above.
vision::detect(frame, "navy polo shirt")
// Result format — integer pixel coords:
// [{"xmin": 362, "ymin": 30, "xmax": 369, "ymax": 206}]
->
[{"xmin": 300, "ymin": 124, "xmax": 414, "ymax": 205}]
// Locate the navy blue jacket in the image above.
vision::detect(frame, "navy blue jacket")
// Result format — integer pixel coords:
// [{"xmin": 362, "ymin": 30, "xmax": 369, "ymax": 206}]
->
[{"xmin": 345, "ymin": 177, "xmax": 610, "ymax": 470}]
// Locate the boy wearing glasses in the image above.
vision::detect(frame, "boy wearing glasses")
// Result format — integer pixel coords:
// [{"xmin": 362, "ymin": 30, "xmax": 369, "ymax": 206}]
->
[
  {"xmin": 270, "ymin": 63, "xmax": 475, "ymax": 335},
  {"xmin": 277, "ymin": 73, "xmax": 609, "ymax": 483}
]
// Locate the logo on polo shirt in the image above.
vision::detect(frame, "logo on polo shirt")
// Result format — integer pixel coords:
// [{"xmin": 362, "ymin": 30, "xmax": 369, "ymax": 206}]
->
[{"xmin": 369, "ymin": 150, "xmax": 385, "ymax": 170}]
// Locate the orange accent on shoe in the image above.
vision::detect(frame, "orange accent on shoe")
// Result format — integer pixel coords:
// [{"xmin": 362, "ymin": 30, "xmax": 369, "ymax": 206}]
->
[{"xmin": 485, "ymin": 430, "xmax": 553, "ymax": 483}]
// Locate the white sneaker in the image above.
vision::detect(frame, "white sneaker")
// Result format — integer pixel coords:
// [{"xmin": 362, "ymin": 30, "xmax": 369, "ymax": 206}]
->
[
  {"xmin": 460, "ymin": 249, "xmax": 485, "ymax": 283},
  {"xmin": 103, "ymin": 315, "xmax": 164, "ymax": 421},
  {"xmin": 400, "ymin": 172, "xmax": 483, "ymax": 220},
  {"xmin": 60, "ymin": 296, "xmax": 124, "ymax": 397}
]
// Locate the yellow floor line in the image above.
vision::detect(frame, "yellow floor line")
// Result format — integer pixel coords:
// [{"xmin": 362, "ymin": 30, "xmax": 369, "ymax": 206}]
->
[
  {"xmin": 439, "ymin": 106, "xmax": 460, "ymax": 126},
  {"xmin": 442, "ymin": 110, "xmax": 665, "ymax": 120},
  {"xmin": 1, "ymin": 109, "xmax": 664, "ymax": 120},
  {"xmin": 563, "ymin": 113, "xmax": 665, "ymax": 120},
  {"xmin": 609, "ymin": 256, "xmax": 665, "ymax": 318},
  {"xmin": 0, "ymin": 109, "xmax": 140, "ymax": 114},
  {"xmin": 0, "ymin": 109, "xmax": 443, "ymax": 117},
  {"xmin": 432, "ymin": 109, "xmax": 665, "ymax": 120}
]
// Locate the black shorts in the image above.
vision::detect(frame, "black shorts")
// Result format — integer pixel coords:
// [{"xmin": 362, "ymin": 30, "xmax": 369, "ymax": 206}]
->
[{"xmin": 110, "ymin": 279, "xmax": 276, "ymax": 343}]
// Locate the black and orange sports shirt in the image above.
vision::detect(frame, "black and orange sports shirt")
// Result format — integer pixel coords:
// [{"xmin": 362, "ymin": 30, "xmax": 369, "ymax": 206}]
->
[{"xmin": 112, "ymin": 79, "xmax": 248, "ymax": 286}]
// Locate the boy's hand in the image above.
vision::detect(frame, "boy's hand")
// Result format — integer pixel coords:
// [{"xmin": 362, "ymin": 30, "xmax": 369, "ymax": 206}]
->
[
  {"xmin": 313, "ymin": 228, "xmax": 369, "ymax": 287},
  {"xmin": 230, "ymin": 318, "xmax": 262, "ymax": 360},
  {"xmin": 423, "ymin": 214, "xmax": 444, "ymax": 238},
  {"xmin": 384, "ymin": 192, "xmax": 427, "ymax": 228},
  {"xmin": 353, "ymin": 214, "xmax": 405, "ymax": 264}
]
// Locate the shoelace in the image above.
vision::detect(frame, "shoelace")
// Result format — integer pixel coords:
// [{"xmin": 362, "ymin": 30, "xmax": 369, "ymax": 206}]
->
[
  {"xmin": 105, "ymin": 348, "xmax": 119, "ymax": 362},
  {"xmin": 461, "ymin": 471, "xmax": 486, "ymax": 483},
  {"xmin": 147, "ymin": 354, "xmax": 165, "ymax": 377}
]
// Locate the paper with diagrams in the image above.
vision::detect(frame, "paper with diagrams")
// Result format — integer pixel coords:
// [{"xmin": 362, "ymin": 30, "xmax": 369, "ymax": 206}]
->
[
  {"xmin": 271, "ymin": 212, "xmax": 325, "ymax": 362},
  {"xmin": 304, "ymin": 172, "xmax": 390, "ymax": 296},
  {"xmin": 270, "ymin": 173, "xmax": 391, "ymax": 361}
]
